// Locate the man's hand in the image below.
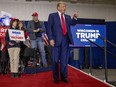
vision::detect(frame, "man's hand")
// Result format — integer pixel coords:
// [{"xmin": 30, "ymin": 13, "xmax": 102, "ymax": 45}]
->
[
  {"xmin": 27, "ymin": 43, "xmax": 31, "ymax": 48},
  {"xmin": 36, "ymin": 29, "xmax": 40, "ymax": 32},
  {"xmin": 50, "ymin": 40, "xmax": 55, "ymax": 47},
  {"xmin": 15, "ymin": 40, "xmax": 20, "ymax": 43},
  {"xmin": 9, "ymin": 42, "xmax": 14, "ymax": 46},
  {"xmin": 33, "ymin": 29, "xmax": 40, "ymax": 32},
  {"xmin": 33, "ymin": 30, "xmax": 37, "ymax": 32},
  {"xmin": 73, "ymin": 12, "xmax": 78, "ymax": 19}
]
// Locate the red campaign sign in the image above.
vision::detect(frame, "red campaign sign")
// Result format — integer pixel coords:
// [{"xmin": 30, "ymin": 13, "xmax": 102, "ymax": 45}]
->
[{"xmin": 0, "ymin": 26, "xmax": 9, "ymax": 39}]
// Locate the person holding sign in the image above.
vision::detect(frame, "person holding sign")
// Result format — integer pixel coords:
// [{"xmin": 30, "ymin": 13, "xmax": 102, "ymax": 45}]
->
[
  {"xmin": 5, "ymin": 18, "xmax": 21, "ymax": 78},
  {"xmin": 47, "ymin": 1, "xmax": 78, "ymax": 83}
]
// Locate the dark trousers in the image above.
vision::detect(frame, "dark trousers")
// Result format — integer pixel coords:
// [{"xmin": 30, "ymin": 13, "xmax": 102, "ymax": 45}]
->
[
  {"xmin": 0, "ymin": 61, "xmax": 8, "ymax": 74},
  {"xmin": 0, "ymin": 51, "xmax": 9, "ymax": 74},
  {"xmin": 52, "ymin": 35, "xmax": 69, "ymax": 79}
]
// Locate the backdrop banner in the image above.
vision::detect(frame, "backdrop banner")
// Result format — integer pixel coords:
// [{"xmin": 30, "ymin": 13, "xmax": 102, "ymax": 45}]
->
[
  {"xmin": 71, "ymin": 24, "xmax": 106, "ymax": 47},
  {"xmin": 0, "ymin": 26, "xmax": 9, "ymax": 38}
]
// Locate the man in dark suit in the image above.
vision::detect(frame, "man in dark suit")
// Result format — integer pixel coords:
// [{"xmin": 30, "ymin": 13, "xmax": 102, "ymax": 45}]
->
[{"xmin": 47, "ymin": 1, "xmax": 78, "ymax": 83}]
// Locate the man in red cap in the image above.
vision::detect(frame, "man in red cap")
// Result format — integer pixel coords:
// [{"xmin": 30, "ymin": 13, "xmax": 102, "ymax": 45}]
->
[
  {"xmin": 32, "ymin": 12, "xmax": 38, "ymax": 16},
  {"xmin": 27, "ymin": 12, "xmax": 47, "ymax": 67}
]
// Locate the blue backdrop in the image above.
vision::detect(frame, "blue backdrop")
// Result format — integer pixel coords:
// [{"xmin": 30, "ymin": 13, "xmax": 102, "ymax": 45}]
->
[
  {"xmin": 69, "ymin": 22, "xmax": 116, "ymax": 68},
  {"xmin": 24, "ymin": 21, "xmax": 116, "ymax": 68},
  {"xmin": 70, "ymin": 24, "xmax": 106, "ymax": 47}
]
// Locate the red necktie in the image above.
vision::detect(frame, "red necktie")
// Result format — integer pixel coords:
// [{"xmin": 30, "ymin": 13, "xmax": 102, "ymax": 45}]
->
[{"xmin": 61, "ymin": 14, "xmax": 67, "ymax": 35}]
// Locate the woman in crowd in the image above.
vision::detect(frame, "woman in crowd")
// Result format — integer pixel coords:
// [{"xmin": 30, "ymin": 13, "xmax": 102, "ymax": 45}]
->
[
  {"xmin": 5, "ymin": 18, "xmax": 20, "ymax": 78},
  {"xmin": 18, "ymin": 21, "xmax": 31, "ymax": 68},
  {"xmin": 18, "ymin": 21, "xmax": 30, "ymax": 48}
]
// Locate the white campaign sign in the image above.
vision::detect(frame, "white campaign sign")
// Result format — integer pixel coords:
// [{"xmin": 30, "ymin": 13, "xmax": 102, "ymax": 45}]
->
[{"xmin": 8, "ymin": 29, "xmax": 25, "ymax": 41}]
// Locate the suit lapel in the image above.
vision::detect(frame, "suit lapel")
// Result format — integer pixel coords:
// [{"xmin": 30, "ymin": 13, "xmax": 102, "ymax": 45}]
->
[
  {"xmin": 56, "ymin": 12, "xmax": 62, "ymax": 28},
  {"xmin": 56, "ymin": 12, "xmax": 68, "ymax": 29},
  {"xmin": 64, "ymin": 14, "xmax": 68, "ymax": 29}
]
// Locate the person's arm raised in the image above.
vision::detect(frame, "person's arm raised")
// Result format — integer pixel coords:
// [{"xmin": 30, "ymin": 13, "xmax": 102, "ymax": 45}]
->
[{"xmin": 71, "ymin": 12, "xmax": 78, "ymax": 26}]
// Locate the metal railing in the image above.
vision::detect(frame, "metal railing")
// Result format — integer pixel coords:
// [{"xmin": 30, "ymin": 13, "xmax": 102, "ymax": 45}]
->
[{"xmin": 86, "ymin": 36, "xmax": 116, "ymax": 82}]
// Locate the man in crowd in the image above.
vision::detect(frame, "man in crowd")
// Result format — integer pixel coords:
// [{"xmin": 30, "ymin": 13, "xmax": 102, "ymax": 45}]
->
[
  {"xmin": 47, "ymin": 1, "xmax": 78, "ymax": 83},
  {"xmin": 27, "ymin": 12, "xmax": 47, "ymax": 67}
]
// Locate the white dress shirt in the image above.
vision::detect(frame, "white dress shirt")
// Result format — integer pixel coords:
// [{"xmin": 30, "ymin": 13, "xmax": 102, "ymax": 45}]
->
[{"xmin": 58, "ymin": 11, "xmax": 67, "ymax": 32}]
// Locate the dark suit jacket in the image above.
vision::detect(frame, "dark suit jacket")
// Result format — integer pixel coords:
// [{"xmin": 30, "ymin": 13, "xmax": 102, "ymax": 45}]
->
[
  {"xmin": 27, "ymin": 20, "xmax": 45, "ymax": 40},
  {"xmin": 47, "ymin": 12, "xmax": 77, "ymax": 46}
]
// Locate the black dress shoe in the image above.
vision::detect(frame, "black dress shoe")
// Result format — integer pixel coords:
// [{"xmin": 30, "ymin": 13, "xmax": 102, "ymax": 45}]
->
[
  {"xmin": 1, "ymin": 71, "xmax": 7, "ymax": 75},
  {"xmin": 1, "ymin": 73, "xmax": 7, "ymax": 75},
  {"xmin": 15, "ymin": 73, "xmax": 20, "ymax": 78},
  {"xmin": 61, "ymin": 78, "xmax": 68, "ymax": 83},
  {"xmin": 11, "ymin": 73, "xmax": 15, "ymax": 78},
  {"xmin": 54, "ymin": 78, "xmax": 59, "ymax": 84}
]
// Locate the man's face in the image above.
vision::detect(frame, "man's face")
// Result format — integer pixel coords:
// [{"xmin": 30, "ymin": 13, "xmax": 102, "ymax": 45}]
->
[
  {"xmin": 33, "ymin": 16, "xmax": 38, "ymax": 21},
  {"xmin": 58, "ymin": 3, "xmax": 66, "ymax": 14}
]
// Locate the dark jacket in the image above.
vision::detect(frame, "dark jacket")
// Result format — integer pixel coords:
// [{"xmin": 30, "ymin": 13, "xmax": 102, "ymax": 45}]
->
[
  {"xmin": 47, "ymin": 12, "xmax": 77, "ymax": 46},
  {"xmin": 5, "ymin": 28, "xmax": 20, "ymax": 48},
  {"xmin": 26, "ymin": 20, "xmax": 45, "ymax": 40}
]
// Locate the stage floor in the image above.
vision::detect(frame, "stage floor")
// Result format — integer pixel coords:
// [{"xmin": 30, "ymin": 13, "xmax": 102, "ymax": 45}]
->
[
  {"xmin": 0, "ymin": 65, "xmax": 113, "ymax": 87},
  {"xmin": 82, "ymin": 68, "xmax": 116, "ymax": 86}
]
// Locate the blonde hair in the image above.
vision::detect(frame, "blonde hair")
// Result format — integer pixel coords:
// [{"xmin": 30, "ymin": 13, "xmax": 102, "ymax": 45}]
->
[{"xmin": 57, "ymin": 1, "xmax": 66, "ymax": 9}]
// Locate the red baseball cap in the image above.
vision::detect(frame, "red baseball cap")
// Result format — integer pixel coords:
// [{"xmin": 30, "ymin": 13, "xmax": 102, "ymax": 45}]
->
[
  {"xmin": 10, "ymin": 18, "xmax": 19, "ymax": 22},
  {"xmin": 32, "ymin": 12, "xmax": 38, "ymax": 16}
]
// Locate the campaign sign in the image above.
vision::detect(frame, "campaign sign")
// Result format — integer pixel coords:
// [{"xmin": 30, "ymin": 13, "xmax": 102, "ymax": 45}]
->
[
  {"xmin": 70, "ymin": 24, "xmax": 106, "ymax": 47},
  {"xmin": 8, "ymin": 29, "xmax": 25, "ymax": 41},
  {"xmin": 0, "ymin": 26, "xmax": 9, "ymax": 38}
]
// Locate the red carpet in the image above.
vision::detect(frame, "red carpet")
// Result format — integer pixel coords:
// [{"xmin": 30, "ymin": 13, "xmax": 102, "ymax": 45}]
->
[{"xmin": 0, "ymin": 65, "xmax": 112, "ymax": 87}]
